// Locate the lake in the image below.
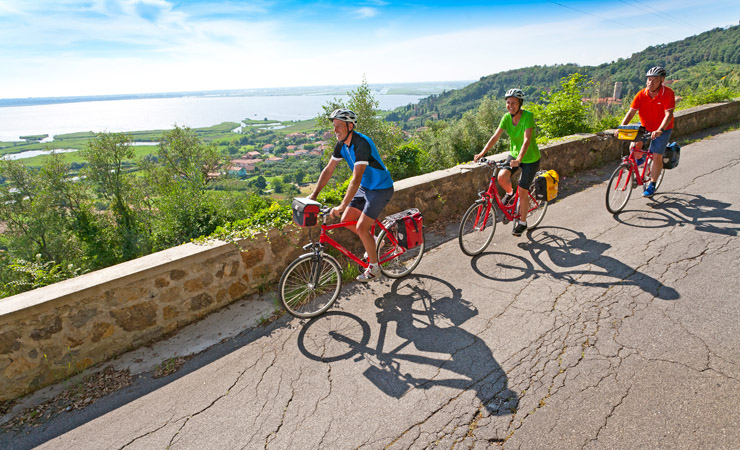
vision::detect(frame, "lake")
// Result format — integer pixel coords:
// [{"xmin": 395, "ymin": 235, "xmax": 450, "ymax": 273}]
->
[{"xmin": 0, "ymin": 94, "xmax": 424, "ymax": 142}]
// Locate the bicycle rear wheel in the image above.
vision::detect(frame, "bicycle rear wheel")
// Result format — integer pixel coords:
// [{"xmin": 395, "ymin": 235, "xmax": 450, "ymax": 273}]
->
[
  {"xmin": 279, "ymin": 253, "xmax": 342, "ymax": 318},
  {"xmin": 645, "ymin": 158, "xmax": 665, "ymax": 192},
  {"xmin": 376, "ymin": 228, "xmax": 425, "ymax": 278},
  {"xmin": 458, "ymin": 200, "xmax": 496, "ymax": 256},
  {"xmin": 606, "ymin": 164, "xmax": 634, "ymax": 214},
  {"xmin": 525, "ymin": 189, "xmax": 548, "ymax": 229}
]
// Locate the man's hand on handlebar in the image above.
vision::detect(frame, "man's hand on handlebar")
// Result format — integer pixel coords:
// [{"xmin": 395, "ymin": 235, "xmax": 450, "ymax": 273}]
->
[
  {"xmin": 330, "ymin": 203, "xmax": 346, "ymax": 218},
  {"xmin": 473, "ymin": 151, "xmax": 486, "ymax": 162}
]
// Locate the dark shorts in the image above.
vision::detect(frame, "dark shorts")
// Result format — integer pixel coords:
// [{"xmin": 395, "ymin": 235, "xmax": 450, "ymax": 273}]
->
[
  {"xmin": 504, "ymin": 155, "xmax": 541, "ymax": 191},
  {"xmin": 648, "ymin": 128, "xmax": 672, "ymax": 155},
  {"xmin": 349, "ymin": 186, "xmax": 394, "ymax": 220}
]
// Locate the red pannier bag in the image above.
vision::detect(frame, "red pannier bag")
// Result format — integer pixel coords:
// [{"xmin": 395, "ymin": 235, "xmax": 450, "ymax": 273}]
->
[
  {"xmin": 292, "ymin": 197, "xmax": 320, "ymax": 227},
  {"xmin": 396, "ymin": 209, "xmax": 423, "ymax": 249}
]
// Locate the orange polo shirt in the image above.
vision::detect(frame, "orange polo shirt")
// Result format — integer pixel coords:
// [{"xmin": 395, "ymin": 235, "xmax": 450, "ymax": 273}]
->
[{"xmin": 630, "ymin": 85, "xmax": 675, "ymax": 132}]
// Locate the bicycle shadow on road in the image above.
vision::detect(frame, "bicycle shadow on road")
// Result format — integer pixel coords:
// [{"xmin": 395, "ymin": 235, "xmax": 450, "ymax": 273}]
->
[
  {"xmin": 297, "ymin": 275, "xmax": 518, "ymax": 416},
  {"xmin": 527, "ymin": 226, "xmax": 679, "ymax": 300},
  {"xmin": 471, "ymin": 226, "xmax": 679, "ymax": 301},
  {"xmin": 614, "ymin": 192, "xmax": 740, "ymax": 236}
]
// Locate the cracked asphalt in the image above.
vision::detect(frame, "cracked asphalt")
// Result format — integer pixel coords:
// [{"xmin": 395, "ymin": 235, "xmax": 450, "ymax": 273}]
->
[{"xmin": 3, "ymin": 128, "xmax": 740, "ymax": 449}]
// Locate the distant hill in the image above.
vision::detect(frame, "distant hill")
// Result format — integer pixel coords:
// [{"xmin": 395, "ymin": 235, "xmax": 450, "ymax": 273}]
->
[
  {"xmin": 0, "ymin": 81, "xmax": 472, "ymax": 108},
  {"xmin": 387, "ymin": 24, "xmax": 740, "ymax": 127}
]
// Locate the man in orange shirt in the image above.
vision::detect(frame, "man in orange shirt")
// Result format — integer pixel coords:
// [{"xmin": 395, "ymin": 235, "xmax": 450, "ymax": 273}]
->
[{"xmin": 619, "ymin": 66, "xmax": 675, "ymax": 197}]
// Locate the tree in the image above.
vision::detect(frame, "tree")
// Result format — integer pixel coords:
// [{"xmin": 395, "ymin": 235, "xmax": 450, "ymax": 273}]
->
[
  {"xmin": 530, "ymin": 73, "xmax": 592, "ymax": 138},
  {"xmin": 255, "ymin": 175, "xmax": 268, "ymax": 189},
  {"xmin": 317, "ymin": 76, "xmax": 404, "ymax": 181},
  {"xmin": 294, "ymin": 169, "xmax": 306, "ymax": 184},
  {"xmin": 80, "ymin": 132, "xmax": 149, "ymax": 261}
]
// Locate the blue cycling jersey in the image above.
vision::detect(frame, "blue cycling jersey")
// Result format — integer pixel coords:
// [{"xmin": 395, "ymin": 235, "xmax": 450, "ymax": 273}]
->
[{"xmin": 332, "ymin": 131, "xmax": 394, "ymax": 190}]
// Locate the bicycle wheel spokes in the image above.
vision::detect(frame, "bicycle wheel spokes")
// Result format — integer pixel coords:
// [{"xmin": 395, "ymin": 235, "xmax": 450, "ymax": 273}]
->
[
  {"xmin": 376, "ymin": 229, "xmax": 425, "ymax": 278},
  {"xmin": 605, "ymin": 164, "xmax": 633, "ymax": 214},
  {"xmin": 279, "ymin": 254, "xmax": 342, "ymax": 318},
  {"xmin": 647, "ymin": 158, "xmax": 665, "ymax": 192},
  {"xmin": 458, "ymin": 200, "xmax": 496, "ymax": 256},
  {"xmin": 525, "ymin": 191, "xmax": 548, "ymax": 229}
]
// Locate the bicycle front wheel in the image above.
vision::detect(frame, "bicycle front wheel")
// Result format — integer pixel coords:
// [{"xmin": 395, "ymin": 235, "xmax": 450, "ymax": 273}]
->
[
  {"xmin": 458, "ymin": 200, "xmax": 496, "ymax": 256},
  {"xmin": 279, "ymin": 253, "xmax": 342, "ymax": 319},
  {"xmin": 606, "ymin": 164, "xmax": 634, "ymax": 214},
  {"xmin": 376, "ymin": 228, "xmax": 425, "ymax": 278}
]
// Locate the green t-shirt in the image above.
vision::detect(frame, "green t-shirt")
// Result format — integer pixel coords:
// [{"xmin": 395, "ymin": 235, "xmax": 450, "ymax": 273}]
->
[{"xmin": 498, "ymin": 109, "xmax": 540, "ymax": 164}]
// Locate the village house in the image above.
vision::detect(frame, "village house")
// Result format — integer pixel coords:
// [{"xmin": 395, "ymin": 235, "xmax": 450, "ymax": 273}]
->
[{"xmin": 230, "ymin": 158, "xmax": 261, "ymax": 172}]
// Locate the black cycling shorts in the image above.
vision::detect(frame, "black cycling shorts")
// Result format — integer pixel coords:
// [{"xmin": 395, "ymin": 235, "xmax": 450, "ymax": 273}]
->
[{"xmin": 503, "ymin": 155, "xmax": 541, "ymax": 191}]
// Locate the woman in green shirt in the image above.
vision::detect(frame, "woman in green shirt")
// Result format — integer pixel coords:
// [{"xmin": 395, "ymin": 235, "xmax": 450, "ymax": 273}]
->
[{"xmin": 474, "ymin": 88, "xmax": 541, "ymax": 237}]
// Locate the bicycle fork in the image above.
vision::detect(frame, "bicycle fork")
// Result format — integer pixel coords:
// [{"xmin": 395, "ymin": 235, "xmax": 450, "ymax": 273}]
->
[{"xmin": 304, "ymin": 242, "xmax": 324, "ymax": 289}]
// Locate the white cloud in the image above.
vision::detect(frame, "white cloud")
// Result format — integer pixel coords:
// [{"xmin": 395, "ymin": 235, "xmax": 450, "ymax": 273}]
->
[
  {"xmin": 354, "ymin": 7, "xmax": 379, "ymax": 19},
  {"xmin": 2, "ymin": 0, "xmax": 740, "ymax": 98}
]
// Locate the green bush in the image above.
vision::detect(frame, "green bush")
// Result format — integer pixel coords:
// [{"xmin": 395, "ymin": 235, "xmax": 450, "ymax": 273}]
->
[{"xmin": 1, "ymin": 254, "xmax": 86, "ymax": 297}]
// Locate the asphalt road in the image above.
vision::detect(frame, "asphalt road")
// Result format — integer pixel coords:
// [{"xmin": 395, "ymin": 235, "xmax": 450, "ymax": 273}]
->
[{"xmin": 3, "ymin": 128, "xmax": 740, "ymax": 449}]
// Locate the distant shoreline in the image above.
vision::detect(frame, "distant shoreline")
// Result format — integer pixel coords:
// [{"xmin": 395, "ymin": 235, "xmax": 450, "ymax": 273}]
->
[{"xmin": 0, "ymin": 81, "xmax": 472, "ymax": 108}]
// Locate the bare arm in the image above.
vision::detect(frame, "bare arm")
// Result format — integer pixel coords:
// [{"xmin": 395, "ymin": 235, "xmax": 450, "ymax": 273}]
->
[
  {"xmin": 652, "ymin": 109, "xmax": 674, "ymax": 139},
  {"xmin": 309, "ymin": 158, "xmax": 339, "ymax": 200},
  {"xmin": 620, "ymin": 108, "xmax": 638, "ymax": 126},
  {"xmin": 332, "ymin": 164, "xmax": 366, "ymax": 217},
  {"xmin": 475, "ymin": 127, "xmax": 505, "ymax": 161}
]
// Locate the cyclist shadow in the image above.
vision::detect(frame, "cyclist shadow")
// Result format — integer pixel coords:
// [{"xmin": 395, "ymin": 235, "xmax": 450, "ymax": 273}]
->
[
  {"xmin": 296, "ymin": 275, "xmax": 518, "ymax": 416},
  {"xmin": 370, "ymin": 276, "xmax": 518, "ymax": 415},
  {"xmin": 615, "ymin": 192, "xmax": 740, "ymax": 236},
  {"xmin": 518, "ymin": 226, "xmax": 680, "ymax": 300}
]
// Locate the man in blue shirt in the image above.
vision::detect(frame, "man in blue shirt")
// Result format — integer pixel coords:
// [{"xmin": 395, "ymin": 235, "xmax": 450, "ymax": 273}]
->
[{"xmin": 309, "ymin": 109, "xmax": 394, "ymax": 282}]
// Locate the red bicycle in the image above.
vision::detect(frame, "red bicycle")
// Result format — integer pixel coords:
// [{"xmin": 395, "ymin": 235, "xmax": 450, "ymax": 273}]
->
[
  {"xmin": 458, "ymin": 158, "xmax": 548, "ymax": 256},
  {"xmin": 605, "ymin": 125, "xmax": 665, "ymax": 214},
  {"xmin": 279, "ymin": 205, "xmax": 425, "ymax": 318}
]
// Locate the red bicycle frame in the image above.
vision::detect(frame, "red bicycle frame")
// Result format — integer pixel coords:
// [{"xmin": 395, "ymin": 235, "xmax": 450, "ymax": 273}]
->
[
  {"xmin": 473, "ymin": 162, "xmax": 543, "ymax": 228},
  {"xmin": 613, "ymin": 136, "xmax": 655, "ymax": 190},
  {"xmin": 314, "ymin": 215, "xmax": 403, "ymax": 269}
]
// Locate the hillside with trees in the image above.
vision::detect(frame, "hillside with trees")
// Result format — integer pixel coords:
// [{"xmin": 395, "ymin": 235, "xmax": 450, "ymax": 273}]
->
[{"xmin": 387, "ymin": 24, "xmax": 740, "ymax": 128}]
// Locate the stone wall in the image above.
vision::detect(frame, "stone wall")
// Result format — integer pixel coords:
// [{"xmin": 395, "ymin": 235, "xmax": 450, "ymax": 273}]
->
[{"xmin": 1, "ymin": 101, "xmax": 739, "ymax": 402}]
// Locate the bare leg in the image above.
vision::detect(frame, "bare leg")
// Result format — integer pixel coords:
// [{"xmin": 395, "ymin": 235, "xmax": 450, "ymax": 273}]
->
[
  {"xmin": 650, "ymin": 156, "xmax": 663, "ymax": 183},
  {"xmin": 518, "ymin": 187, "xmax": 530, "ymax": 222},
  {"xmin": 497, "ymin": 169, "xmax": 513, "ymax": 196},
  {"xmin": 341, "ymin": 207, "xmax": 378, "ymax": 265}
]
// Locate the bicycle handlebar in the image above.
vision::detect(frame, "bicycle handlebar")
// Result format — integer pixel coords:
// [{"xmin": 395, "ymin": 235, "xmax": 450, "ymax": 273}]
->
[{"xmin": 475, "ymin": 157, "xmax": 507, "ymax": 168}]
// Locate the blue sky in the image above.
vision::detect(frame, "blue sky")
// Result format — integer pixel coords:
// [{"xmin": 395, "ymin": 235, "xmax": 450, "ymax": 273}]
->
[{"xmin": 1, "ymin": 0, "xmax": 739, "ymax": 98}]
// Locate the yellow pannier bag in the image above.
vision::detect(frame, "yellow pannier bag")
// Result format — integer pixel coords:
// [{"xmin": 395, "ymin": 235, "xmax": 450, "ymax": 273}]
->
[
  {"xmin": 534, "ymin": 170, "xmax": 559, "ymax": 201},
  {"xmin": 617, "ymin": 124, "xmax": 642, "ymax": 141}
]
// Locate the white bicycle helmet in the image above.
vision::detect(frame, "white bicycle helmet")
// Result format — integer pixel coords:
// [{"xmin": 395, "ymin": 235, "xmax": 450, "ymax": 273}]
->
[
  {"xmin": 504, "ymin": 88, "xmax": 525, "ymax": 100},
  {"xmin": 646, "ymin": 66, "xmax": 667, "ymax": 77},
  {"xmin": 329, "ymin": 108, "xmax": 358, "ymax": 125}
]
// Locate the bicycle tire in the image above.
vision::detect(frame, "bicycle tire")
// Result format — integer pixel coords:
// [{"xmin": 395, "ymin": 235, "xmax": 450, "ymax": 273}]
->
[
  {"xmin": 279, "ymin": 253, "xmax": 342, "ymax": 318},
  {"xmin": 525, "ymin": 192, "xmax": 548, "ymax": 229},
  {"xmin": 376, "ymin": 228, "xmax": 425, "ymax": 278},
  {"xmin": 606, "ymin": 164, "xmax": 634, "ymax": 214},
  {"xmin": 645, "ymin": 158, "xmax": 665, "ymax": 192},
  {"xmin": 458, "ymin": 200, "xmax": 496, "ymax": 256}
]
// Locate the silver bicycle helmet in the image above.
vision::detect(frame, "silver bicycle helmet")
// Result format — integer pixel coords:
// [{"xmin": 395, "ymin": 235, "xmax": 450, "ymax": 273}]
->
[
  {"xmin": 329, "ymin": 108, "xmax": 358, "ymax": 126},
  {"xmin": 646, "ymin": 66, "xmax": 667, "ymax": 77},
  {"xmin": 504, "ymin": 88, "xmax": 525, "ymax": 100}
]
